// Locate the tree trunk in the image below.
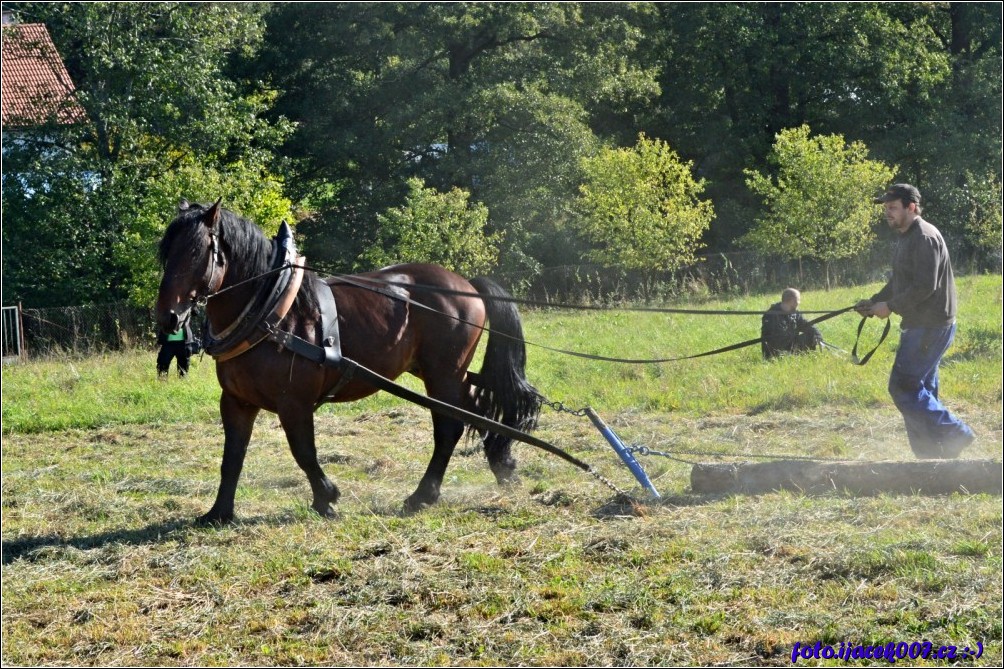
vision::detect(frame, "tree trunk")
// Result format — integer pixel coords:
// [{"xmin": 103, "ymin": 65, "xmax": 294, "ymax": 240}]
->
[{"xmin": 691, "ymin": 459, "xmax": 1002, "ymax": 496}]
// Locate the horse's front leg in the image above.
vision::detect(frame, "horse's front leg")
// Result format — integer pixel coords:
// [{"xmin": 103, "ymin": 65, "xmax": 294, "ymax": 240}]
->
[
  {"xmin": 277, "ymin": 403, "xmax": 340, "ymax": 518},
  {"xmin": 199, "ymin": 392, "xmax": 259, "ymax": 525}
]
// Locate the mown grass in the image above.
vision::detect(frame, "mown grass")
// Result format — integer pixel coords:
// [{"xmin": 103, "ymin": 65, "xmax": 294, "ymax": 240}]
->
[{"xmin": 2, "ymin": 275, "xmax": 1001, "ymax": 665}]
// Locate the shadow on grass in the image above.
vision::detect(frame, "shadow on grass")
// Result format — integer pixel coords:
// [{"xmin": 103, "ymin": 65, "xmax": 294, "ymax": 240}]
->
[
  {"xmin": 590, "ymin": 491, "xmax": 733, "ymax": 518},
  {"xmin": 1, "ymin": 514, "xmax": 280, "ymax": 565}
]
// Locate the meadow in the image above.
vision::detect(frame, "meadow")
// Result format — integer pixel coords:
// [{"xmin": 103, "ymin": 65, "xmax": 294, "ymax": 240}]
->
[{"xmin": 2, "ymin": 276, "xmax": 1001, "ymax": 665}]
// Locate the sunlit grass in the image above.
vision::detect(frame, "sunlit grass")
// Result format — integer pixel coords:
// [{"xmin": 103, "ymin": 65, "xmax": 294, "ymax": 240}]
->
[{"xmin": 2, "ymin": 276, "xmax": 1000, "ymax": 665}]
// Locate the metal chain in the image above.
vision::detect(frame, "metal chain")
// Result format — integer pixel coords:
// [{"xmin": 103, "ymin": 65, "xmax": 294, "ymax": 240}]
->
[
  {"xmin": 624, "ymin": 445, "xmax": 699, "ymax": 465},
  {"xmin": 587, "ymin": 466, "xmax": 639, "ymax": 502},
  {"xmin": 625, "ymin": 445, "xmax": 849, "ymax": 463},
  {"xmin": 536, "ymin": 393, "xmax": 640, "ymax": 502},
  {"xmin": 537, "ymin": 395, "xmax": 590, "ymax": 417}
]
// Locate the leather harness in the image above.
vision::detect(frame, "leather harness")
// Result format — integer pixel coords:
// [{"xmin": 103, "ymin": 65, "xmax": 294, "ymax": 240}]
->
[
  {"xmin": 203, "ymin": 222, "xmax": 342, "ymax": 368},
  {"xmin": 188, "ymin": 227, "xmax": 621, "ymax": 476}
]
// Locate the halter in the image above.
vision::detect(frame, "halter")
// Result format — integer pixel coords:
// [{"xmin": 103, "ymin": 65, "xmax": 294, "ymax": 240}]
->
[{"xmin": 195, "ymin": 229, "xmax": 225, "ymax": 308}]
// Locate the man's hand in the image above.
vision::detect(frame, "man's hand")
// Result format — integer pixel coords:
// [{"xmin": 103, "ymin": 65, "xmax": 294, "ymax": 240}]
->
[
  {"xmin": 869, "ymin": 302, "xmax": 892, "ymax": 319},
  {"xmin": 854, "ymin": 299, "xmax": 873, "ymax": 317}
]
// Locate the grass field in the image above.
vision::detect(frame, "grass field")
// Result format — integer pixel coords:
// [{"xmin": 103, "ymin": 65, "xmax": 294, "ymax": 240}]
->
[{"xmin": 2, "ymin": 276, "xmax": 1001, "ymax": 665}]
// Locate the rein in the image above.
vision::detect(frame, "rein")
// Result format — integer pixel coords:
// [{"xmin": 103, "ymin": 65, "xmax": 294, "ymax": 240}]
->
[
  {"xmin": 197, "ymin": 256, "xmax": 889, "ymax": 366},
  {"xmin": 324, "ymin": 271, "xmax": 887, "ymax": 366}
]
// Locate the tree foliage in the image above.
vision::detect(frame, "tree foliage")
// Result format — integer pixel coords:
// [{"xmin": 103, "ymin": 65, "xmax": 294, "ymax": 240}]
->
[
  {"xmin": 258, "ymin": 3, "xmax": 658, "ymax": 273},
  {"xmin": 361, "ymin": 178, "xmax": 501, "ymax": 277},
  {"xmin": 120, "ymin": 162, "xmax": 293, "ymax": 308},
  {"xmin": 743, "ymin": 125, "xmax": 896, "ymax": 272},
  {"xmin": 645, "ymin": 3, "xmax": 999, "ymax": 249},
  {"xmin": 575, "ymin": 134, "xmax": 712, "ymax": 272},
  {"xmin": 2, "ymin": 2, "xmax": 291, "ymax": 307},
  {"xmin": 2, "ymin": 3, "xmax": 1000, "ymax": 309}
]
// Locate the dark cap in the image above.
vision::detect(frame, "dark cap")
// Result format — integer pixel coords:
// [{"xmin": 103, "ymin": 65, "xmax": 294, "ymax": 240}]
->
[{"xmin": 874, "ymin": 183, "xmax": 921, "ymax": 205}]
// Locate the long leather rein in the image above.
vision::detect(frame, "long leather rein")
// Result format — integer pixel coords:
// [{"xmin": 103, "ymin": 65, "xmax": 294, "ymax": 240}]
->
[{"xmin": 192, "ymin": 237, "xmax": 887, "ymax": 367}]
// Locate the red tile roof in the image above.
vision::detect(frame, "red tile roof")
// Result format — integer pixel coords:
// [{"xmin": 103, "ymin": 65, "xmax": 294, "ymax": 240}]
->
[{"xmin": 2, "ymin": 22, "xmax": 85, "ymax": 127}]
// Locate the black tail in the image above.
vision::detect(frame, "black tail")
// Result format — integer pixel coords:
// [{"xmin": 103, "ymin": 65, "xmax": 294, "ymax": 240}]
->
[{"xmin": 469, "ymin": 277, "xmax": 542, "ymax": 480}]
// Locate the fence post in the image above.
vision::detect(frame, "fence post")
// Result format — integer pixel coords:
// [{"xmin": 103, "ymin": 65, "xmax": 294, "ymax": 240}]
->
[
  {"xmin": 18, "ymin": 302, "xmax": 25, "ymax": 359},
  {"xmin": 2, "ymin": 303, "xmax": 26, "ymax": 361}
]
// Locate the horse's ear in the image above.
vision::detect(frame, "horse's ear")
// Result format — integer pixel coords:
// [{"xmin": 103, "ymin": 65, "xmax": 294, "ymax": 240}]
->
[
  {"xmin": 178, "ymin": 199, "xmax": 190, "ymax": 212},
  {"xmin": 206, "ymin": 198, "xmax": 223, "ymax": 229}
]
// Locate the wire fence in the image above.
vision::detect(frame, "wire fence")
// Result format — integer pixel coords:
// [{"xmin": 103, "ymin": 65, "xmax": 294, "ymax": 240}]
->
[
  {"xmin": 496, "ymin": 248, "xmax": 893, "ymax": 304},
  {"xmin": 18, "ymin": 302, "xmax": 156, "ymax": 358}
]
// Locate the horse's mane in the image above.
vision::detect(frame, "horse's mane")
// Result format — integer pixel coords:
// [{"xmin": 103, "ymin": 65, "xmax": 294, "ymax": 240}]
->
[{"xmin": 159, "ymin": 202, "xmax": 318, "ymax": 318}]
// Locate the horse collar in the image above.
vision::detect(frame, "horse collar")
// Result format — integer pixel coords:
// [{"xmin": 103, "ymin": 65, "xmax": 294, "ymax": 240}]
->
[{"xmin": 203, "ymin": 225, "xmax": 305, "ymax": 361}]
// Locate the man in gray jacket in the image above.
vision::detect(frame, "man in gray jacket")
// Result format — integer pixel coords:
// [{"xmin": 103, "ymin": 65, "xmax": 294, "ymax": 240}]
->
[{"xmin": 855, "ymin": 184, "xmax": 975, "ymax": 459}]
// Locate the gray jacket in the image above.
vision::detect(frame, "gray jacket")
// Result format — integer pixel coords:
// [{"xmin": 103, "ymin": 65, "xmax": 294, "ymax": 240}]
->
[{"xmin": 871, "ymin": 217, "xmax": 957, "ymax": 328}]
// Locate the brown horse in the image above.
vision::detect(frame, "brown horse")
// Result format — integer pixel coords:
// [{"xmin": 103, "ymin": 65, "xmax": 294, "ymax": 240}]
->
[{"xmin": 155, "ymin": 200, "xmax": 540, "ymax": 523}]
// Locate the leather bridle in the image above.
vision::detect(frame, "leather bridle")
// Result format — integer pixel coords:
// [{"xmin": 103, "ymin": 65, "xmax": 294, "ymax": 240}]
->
[{"xmin": 195, "ymin": 228, "xmax": 225, "ymax": 308}]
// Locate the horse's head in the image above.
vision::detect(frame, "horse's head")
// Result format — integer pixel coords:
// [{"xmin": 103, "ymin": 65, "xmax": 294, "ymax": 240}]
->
[{"xmin": 155, "ymin": 198, "xmax": 226, "ymax": 334}]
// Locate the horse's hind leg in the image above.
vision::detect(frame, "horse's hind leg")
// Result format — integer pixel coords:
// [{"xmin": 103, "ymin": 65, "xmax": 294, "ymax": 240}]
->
[
  {"xmin": 484, "ymin": 435, "xmax": 519, "ymax": 485},
  {"xmin": 200, "ymin": 392, "xmax": 259, "ymax": 525},
  {"xmin": 278, "ymin": 404, "xmax": 340, "ymax": 518},
  {"xmin": 404, "ymin": 411, "xmax": 465, "ymax": 513}
]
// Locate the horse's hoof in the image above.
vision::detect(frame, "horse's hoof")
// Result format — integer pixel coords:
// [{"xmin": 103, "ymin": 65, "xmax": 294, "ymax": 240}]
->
[
  {"xmin": 313, "ymin": 503, "xmax": 338, "ymax": 519},
  {"xmin": 195, "ymin": 512, "xmax": 233, "ymax": 527},
  {"xmin": 402, "ymin": 496, "xmax": 434, "ymax": 515},
  {"xmin": 496, "ymin": 473, "xmax": 522, "ymax": 487},
  {"xmin": 489, "ymin": 460, "xmax": 519, "ymax": 486}
]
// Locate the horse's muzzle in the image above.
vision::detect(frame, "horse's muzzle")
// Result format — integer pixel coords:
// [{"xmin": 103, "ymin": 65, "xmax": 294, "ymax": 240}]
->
[{"xmin": 160, "ymin": 309, "xmax": 182, "ymax": 334}]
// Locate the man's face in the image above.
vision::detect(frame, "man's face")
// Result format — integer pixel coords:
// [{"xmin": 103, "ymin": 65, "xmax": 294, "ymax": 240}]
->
[{"xmin": 883, "ymin": 199, "xmax": 916, "ymax": 234}]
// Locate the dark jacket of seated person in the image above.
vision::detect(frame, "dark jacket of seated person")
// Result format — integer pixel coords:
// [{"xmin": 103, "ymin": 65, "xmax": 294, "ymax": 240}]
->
[{"xmin": 761, "ymin": 289, "xmax": 822, "ymax": 360}]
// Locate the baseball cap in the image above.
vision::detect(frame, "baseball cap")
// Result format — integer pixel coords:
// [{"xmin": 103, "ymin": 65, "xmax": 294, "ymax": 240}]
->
[{"xmin": 874, "ymin": 183, "xmax": 921, "ymax": 204}]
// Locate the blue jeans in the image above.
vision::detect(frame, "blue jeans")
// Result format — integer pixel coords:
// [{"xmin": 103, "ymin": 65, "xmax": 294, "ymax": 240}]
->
[{"xmin": 888, "ymin": 323, "xmax": 974, "ymax": 457}]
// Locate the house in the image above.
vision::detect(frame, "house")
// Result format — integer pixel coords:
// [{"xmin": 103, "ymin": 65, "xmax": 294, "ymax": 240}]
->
[
  {"xmin": 2, "ymin": 11, "xmax": 86, "ymax": 359},
  {"xmin": 1, "ymin": 10, "xmax": 85, "ymax": 127}
]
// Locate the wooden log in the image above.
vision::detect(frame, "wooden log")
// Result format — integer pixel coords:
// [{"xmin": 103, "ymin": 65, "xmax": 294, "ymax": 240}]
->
[{"xmin": 690, "ymin": 459, "xmax": 1002, "ymax": 496}]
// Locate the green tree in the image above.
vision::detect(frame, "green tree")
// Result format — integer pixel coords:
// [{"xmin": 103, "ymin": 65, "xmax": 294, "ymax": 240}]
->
[
  {"xmin": 2, "ymin": 2, "xmax": 291, "ymax": 307},
  {"xmin": 743, "ymin": 125, "xmax": 896, "ymax": 287},
  {"xmin": 575, "ymin": 134, "xmax": 713, "ymax": 273},
  {"xmin": 257, "ymin": 3, "xmax": 658, "ymax": 274},
  {"xmin": 361, "ymin": 178, "xmax": 501, "ymax": 277},
  {"xmin": 902, "ymin": 4, "xmax": 1002, "ymax": 266},
  {"xmin": 642, "ymin": 3, "xmax": 997, "ymax": 255},
  {"xmin": 119, "ymin": 161, "xmax": 294, "ymax": 307},
  {"xmin": 951, "ymin": 171, "xmax": 1003, "ymax": 270}
]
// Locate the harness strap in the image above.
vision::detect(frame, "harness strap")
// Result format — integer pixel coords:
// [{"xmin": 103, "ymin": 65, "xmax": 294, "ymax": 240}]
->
[
  {"xmin": 338, "ymin": 358, "xmax": 595, "ymax": 473},
  {"xmin": 259, "ymin": 325, "xmax": 593, "ymax": 472},
  {"xmin": 314, "ymin": 274, "xmax": 342, "ymax": 363},
  {"xmin": 212, "ymin": 257, "xmax": 305, "ymax": 362},
  {"xmin": 331, "ymin": 274, "xmax": 861, "ymax": 364},
  {"xmin": 851, "ymin": 316, "xmax": 892, "ymax": 366},
  {"xmin": 206, "ymin": 221, "xmax": 303, "ymax": 361}
]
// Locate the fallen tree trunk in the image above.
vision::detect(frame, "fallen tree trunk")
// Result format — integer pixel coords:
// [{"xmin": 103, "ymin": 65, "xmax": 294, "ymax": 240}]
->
[{"xmin": 690, "ymin": 459, "xmax": 1002, "ymax": 496}]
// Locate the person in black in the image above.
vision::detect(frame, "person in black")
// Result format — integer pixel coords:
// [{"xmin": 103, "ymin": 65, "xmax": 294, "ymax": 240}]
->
[
  {"xmin": 855, "ymin": 183, "xmax": 975, "ymax": 459},
  {"xmin": 761, "ymin": 288, "xmax": 822, "ymax": 359},
  {"xmin": 157, "ymin": 318, "xmax": 196, "ymax": 378}
]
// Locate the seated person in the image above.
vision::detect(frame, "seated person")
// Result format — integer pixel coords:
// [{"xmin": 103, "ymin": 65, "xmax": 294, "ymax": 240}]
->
[{"xmin": 761, "ymin": 288, "xmax": 822, "ymax": 359}]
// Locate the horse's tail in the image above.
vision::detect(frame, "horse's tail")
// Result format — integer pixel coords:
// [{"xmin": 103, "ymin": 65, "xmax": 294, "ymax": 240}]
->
[{"xmin": 468, "ymin": 277, "xmax": 542, "ymax": 480}]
